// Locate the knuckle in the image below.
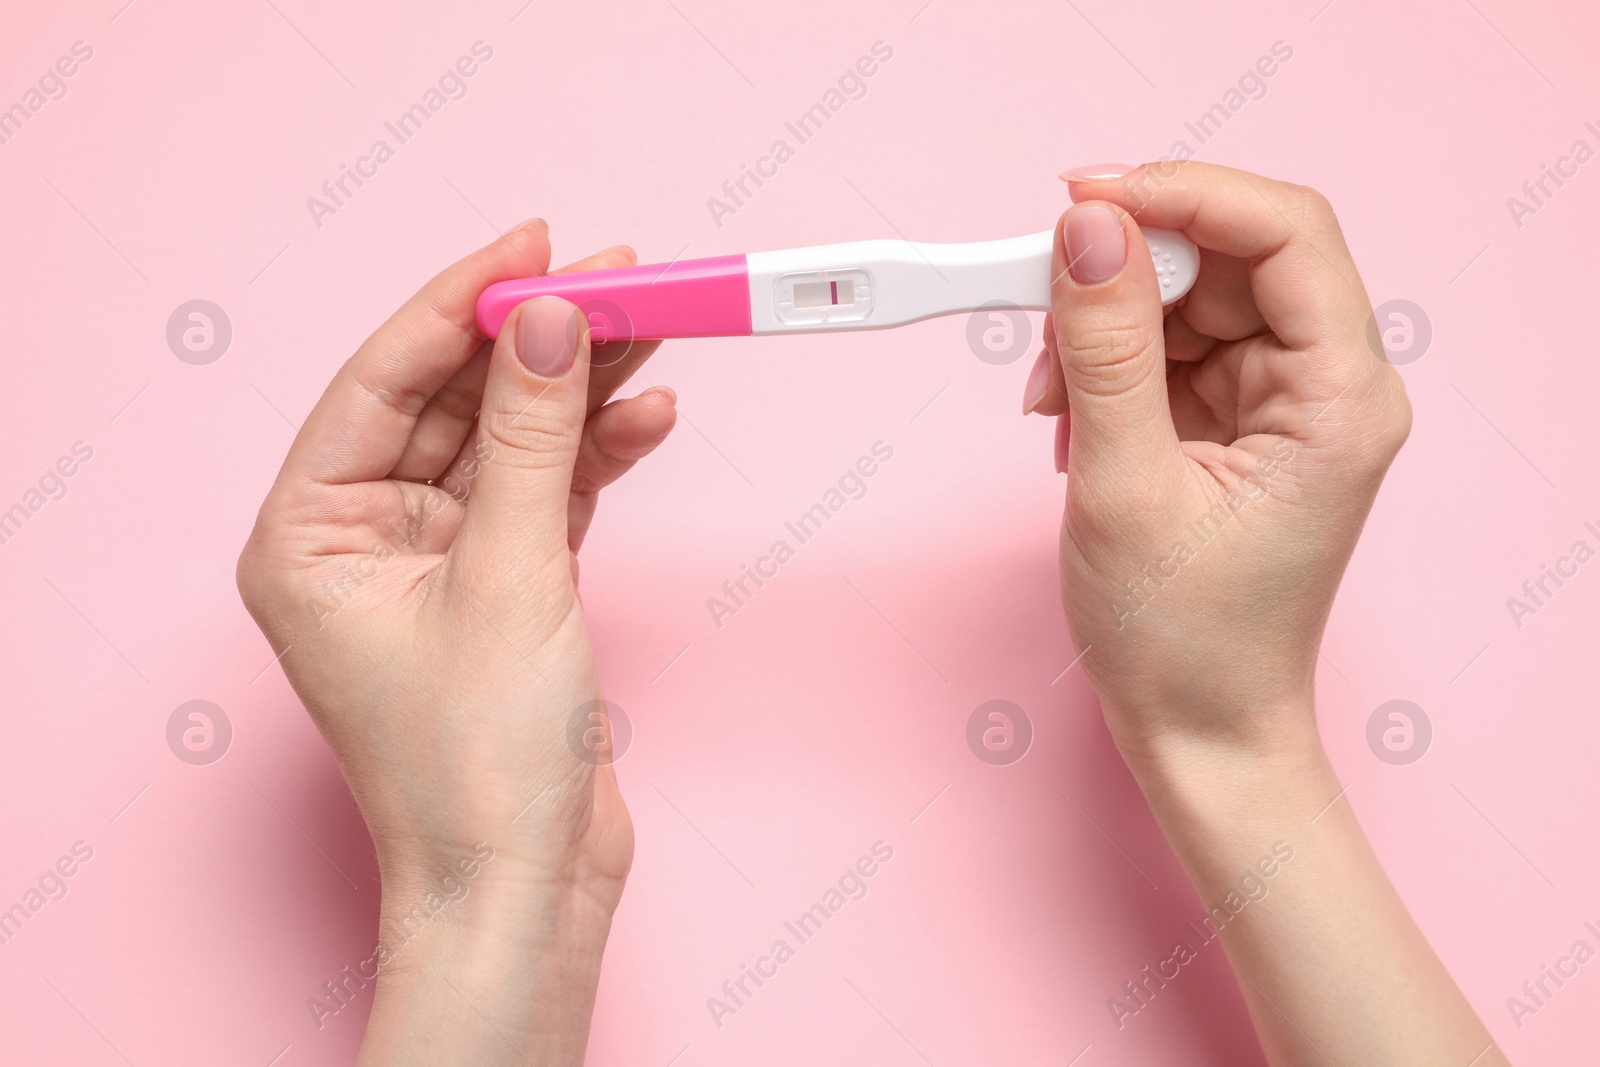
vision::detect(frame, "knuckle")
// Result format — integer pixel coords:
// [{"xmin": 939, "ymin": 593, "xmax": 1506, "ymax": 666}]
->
[
  {"xmin": 1063, "ymin": 321, "xmax": 1160, "ymax": 396},
  {"xmin": 478, "ymin": 402, "xmax": 575, "ymax": 468},
  {"xmin": 235, "ymin": 532, "xmax": 295, "ymax": 622},
  {"xmin": 349, "ymin": 362, "xmax": 429, "ymax": 422},
  {"xmin": 432, "ymin": 376, "xmax": 484, "ymax": 422},
  {"xmin": 1340, "ymin": 369, "xmax": 1412, "ymax": 469},
  {"xmin": 235, "ymin": 541, "xmax": 263, "ymax": 611},
  {"xmin": 1378, "ymin": 371, "xmax": 1414, "ymax": 454},
  {"xmin": 1289, "ymin": 183, "xmax": 1339, "ymax": 231}
]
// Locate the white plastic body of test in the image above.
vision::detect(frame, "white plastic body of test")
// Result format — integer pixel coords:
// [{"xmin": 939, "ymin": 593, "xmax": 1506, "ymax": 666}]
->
[{"xmin": 745, "ymin": 227, "xmax": 1198, "ymax": 335}]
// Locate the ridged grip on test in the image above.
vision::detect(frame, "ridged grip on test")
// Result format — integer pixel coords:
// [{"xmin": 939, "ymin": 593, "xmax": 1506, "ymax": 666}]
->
[{"xmin": 475, "ymin": 255, "xmax": 753, "ymax": 341}]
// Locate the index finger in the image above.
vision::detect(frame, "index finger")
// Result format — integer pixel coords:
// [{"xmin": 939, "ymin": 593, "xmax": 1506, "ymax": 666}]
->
[
  {"xmin": 276, "ymin": 218, "xmax": 553, "ymax": 490},
  {"xmin": 1068, "ymin": 162, "xmax": 1372, "ymax": 356}
]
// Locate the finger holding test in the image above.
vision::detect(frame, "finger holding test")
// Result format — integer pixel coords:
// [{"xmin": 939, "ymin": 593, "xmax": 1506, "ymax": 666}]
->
[
  {"xmin": 1066, "ymin": 162, "xmax": 1372, "ymax": 359},
  {"xmin": 1066, "ymin": 162, "xmax": 1406, "ymax": 461},
  {"xmin": 389, "ymin": 242, "xmax": 649, "ymax": 485},
  {"xmin": 274, "ymin": 218, "xmax": 554, "ymax": 494}
]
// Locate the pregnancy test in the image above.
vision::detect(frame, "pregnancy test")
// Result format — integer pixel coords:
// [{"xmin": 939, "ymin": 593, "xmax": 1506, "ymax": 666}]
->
[{"xmin": 475, "ymin": 228, "xmax": 1199, "ymax": 342}]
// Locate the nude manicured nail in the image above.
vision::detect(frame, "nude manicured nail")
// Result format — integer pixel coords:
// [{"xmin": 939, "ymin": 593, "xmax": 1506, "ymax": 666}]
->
[
  {"xmin": 516, "ymin": 296, "xmax": 580, "ymax": 378},
  {"xmin": 1022, "ymin": 347, "xmax": 1051, "ymax": 415},
  {"xmin": 1064, "ymin": 203, "xmax": 1127, "ymax": 286},
  {"xmin": 1059, "ymin": 163, "xmax": 1134, "ymax": 183}
]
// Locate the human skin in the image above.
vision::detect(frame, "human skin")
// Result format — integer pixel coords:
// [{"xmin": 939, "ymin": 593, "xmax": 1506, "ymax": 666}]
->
[
  {"xmin": 237, "ymin": 164, "xmax": 1506, "ymax": 1065},
  {"xmin": 236, "ymin": 221, "xmax": 675, "ymax": 1066},
  {"xmin": 1025, "ymin": 160, "xmax": 1508, "ymax": 1065}
]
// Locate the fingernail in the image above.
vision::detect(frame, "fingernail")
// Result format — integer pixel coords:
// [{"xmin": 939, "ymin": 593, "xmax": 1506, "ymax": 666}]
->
[
  {"xmin": 516, "ymin": 296, "xmax": 580, "ymax": 378},
  {"xmin": 1064, "ymin": 203, "xmax": 1127, "ymax": 286},
  {"xmin": 1022, "ymin": 347, "xmax": 1051, "ymax": 415},
  {"xmin": 648, "ymin": 385, "xmax": 677, "ymax": 405},
  {"xmin": 1054, "ymin": 412, "xmax": 1070, "ymax": 474},
  {"xmin": 1059, "ymin": 163, "xmax": 1134, "ymax": 183}
]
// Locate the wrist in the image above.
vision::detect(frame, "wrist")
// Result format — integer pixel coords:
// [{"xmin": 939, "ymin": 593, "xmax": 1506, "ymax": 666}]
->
[
  {"xmin": 1120, "ymin": 709, "xmax": 1339, "ymax": 849},
  {"xmin": 1106, "ymin": 697, "xmax": 1333, "ymax": 817},
  {"xmin": 1101, "ymin": 682, "xmax": 1322, "ymax": 774},
  {"xmin": 1113, "ymin": 711, "xmax": 1344, "ymax": 903},
  {"xmin": 356, "ymin": 843, "xmax": 622, "ymax": 1067}
]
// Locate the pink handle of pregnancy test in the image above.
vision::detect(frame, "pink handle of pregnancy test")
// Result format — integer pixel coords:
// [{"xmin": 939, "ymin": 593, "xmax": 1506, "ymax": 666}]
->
[{"xmin": 475, "ymin": 254, "xmax": 753, "ymax": 342}]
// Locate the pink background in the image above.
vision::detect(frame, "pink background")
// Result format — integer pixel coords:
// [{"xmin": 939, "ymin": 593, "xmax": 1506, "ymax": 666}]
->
[{"xmin": 2, "ymin": 0, "xmax": 1597, "ymax": 1063}]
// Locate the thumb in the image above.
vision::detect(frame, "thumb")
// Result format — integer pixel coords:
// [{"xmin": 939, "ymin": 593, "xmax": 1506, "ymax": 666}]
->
[
  {"xmin": 454, "ymin": 295, "xmax": 591, "ymax": 580},
  {"xmin": 1051, "ymin": 202, "xmax": 1183, "ymax": 483}
]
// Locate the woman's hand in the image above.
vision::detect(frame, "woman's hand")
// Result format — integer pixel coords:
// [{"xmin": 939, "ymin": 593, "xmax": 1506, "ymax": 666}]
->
[
  {"xmin": 1026, "ymin": 162, "xmax": 1411, "ymax": 763},
  {"xmin": 236, "ymin": 220, "xmax": 675, "ymax": 1066},
  {"xmin": 1025, "ymin": 162, "xmax": 1504, "ymax": 1066}
]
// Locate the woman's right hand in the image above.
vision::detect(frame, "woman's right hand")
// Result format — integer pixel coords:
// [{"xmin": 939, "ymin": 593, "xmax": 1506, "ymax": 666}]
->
[
  {"xmin": 1025, "ymin": 161, "xmax": 1412, "ymax": 765},
  {"xmin": 1024, "ymin": 162, "xmax": 1504, "ymax": 1067}
]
